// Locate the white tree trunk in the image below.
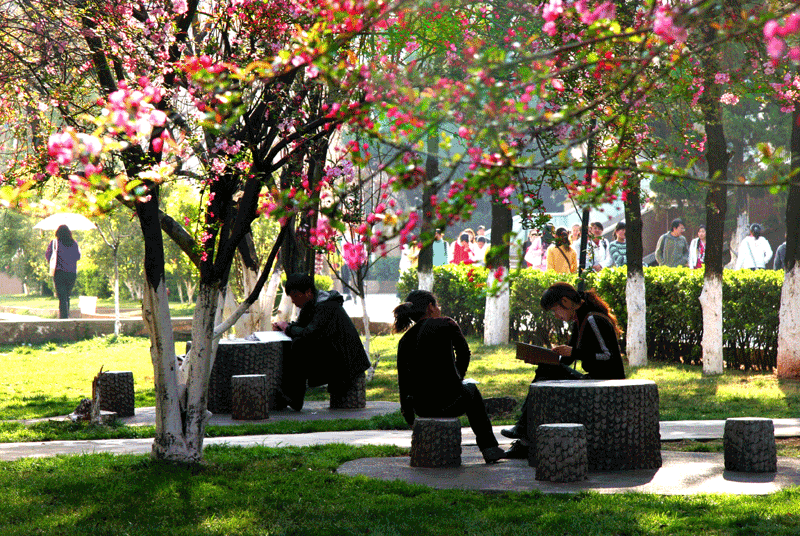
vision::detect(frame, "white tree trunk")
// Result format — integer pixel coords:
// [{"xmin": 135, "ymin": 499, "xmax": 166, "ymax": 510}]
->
[
  {"xmin": 483, "ymin": 273, "xmax": 509, "ymax": 346},
  {"xmin": 262, "ymin": 267, "xmax": 283, "ymax": 328},
  {"xmin": 276, "ymin": 288, "xmax": 295, "ymax": 322},
  {"xmin": 144, "ymin": 275, "xmax": 204, "ymax": 463},
  {"xmin": 726, "ymin": 212, "xmax": 749, "ymax": 269},
  {"xmin": 418, "ymin": 270, "xmax": 434, "ymax": 292},
  {"xmin": 778, "ymin": 266, "xmax": 800, "ymax": 378},
  {"xmin": 113, "ymin": 251, "xmax": 121, "ymax": 337},
  {"xmin": 360, "ymin": 292, "xmax": 371, "ymax": 356},
  {"xmin": 237, "ymin": 253, "xmax": 260, "ymax": 337},
  {"xmin": 625, "ymin": 270, "xmax": 647, "ymax": 366},
  {"xmin": 700, "ymin": 274, "xmax": 724, "ymax": 375}
]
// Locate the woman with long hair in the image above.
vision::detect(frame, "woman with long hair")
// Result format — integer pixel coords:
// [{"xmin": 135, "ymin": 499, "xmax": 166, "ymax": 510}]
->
[
  {"xmin": 393, "ymin": 290, "xmax": 505, "ymax": 463},
  {"xmin": 688, "ymin": 225, "xmax": 706, "ymax": 269},
  {"xmin": 502, "ymin": 282, "xmax": 626, "ymax": 458},
  {"xmin": 45, "ymin": 225, "xmax": 81, "ymax": 319}
]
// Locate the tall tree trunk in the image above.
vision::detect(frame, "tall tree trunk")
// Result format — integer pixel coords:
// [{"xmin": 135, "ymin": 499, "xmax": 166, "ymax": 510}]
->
[
  {"xmin": 484, "ymin": 198, "xmax": 511, "ymax": 345},
  {"xmin": 777, "ymin": 105, "xmax": 800, "ymax": 379},
  {"xmin": 624, "ymin": 178, "xmax": 647, "ymax": 366},
  {"xmin": 417, "ymin": 133, "xmax": 440, "ymax": 292},
  {"xmin": 698, "ymin": 28, "xmax": 729, "ymax": 376}
]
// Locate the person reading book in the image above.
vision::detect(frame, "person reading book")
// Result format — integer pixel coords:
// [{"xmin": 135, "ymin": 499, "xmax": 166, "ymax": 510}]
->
[{"xmin": 502, "ymin": 282, "xmax": 626, "ymax": 459}]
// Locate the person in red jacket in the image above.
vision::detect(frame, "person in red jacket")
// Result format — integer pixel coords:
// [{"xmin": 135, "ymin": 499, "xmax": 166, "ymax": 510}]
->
[{"xmin": 451, "ymin": 233, "xmax": 474, "ymax": 264}]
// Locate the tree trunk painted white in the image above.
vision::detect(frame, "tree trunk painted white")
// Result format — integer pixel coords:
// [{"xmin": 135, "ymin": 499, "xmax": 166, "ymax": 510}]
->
[
  {"xmin": 144, "ymin": 275, "xmax": 207, "ymax": 463},
  {"xmin": 418, "ymin": 270, "xmax": 433, "ymax": 292},
  {"xmin": 237, "ymin": 253, "xmax": 260, "ymax": 337},
  {"xmin": 483, "ymin": 273, "xmax": 509, "ymax": 346},
  {"xmin": 778, "ymin": 266, "xmax": 800, "ymax": 378},
  {"xmin": 727, "ymin": 212, "xmax": 749, "ymax": 269},
  {"xmin": 262, "ymin": 267, "xmax": 282, "ymax": 328},
  {"xmin": 276, "ymin": 288, "xmax": 295, "ymax": 323},
  {"xmin": 700, "ymin": 274, "xmax": 724, "ymax": 375},
  {"xmin": 625, "ymin": 270, "xmax": 647, "ymax": 366},
  {"xmin": 360, "ymin": 292, "xmax": 371, "ymax": 356}
]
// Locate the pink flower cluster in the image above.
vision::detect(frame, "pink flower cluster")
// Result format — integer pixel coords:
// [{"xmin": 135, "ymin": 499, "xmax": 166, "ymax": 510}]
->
[
  {"xmin": 653, "ymin": 5, "xmax": 687, "ymax": 44},
  {"xmin": 343, "ymin": 242, "xmax": 367, "ymax": 270},
  {"xmin": 46, "ymin": 129, "xmax": 104, "ymax": 177},
  {"xmin": 764, "ymin": 14, "xmax": 800, "ymax": 62}
]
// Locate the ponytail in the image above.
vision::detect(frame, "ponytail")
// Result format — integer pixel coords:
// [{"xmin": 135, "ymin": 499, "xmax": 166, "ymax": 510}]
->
[{"xmin": 393, "ymin": 290, "xmax": 437, "ymax": 333}]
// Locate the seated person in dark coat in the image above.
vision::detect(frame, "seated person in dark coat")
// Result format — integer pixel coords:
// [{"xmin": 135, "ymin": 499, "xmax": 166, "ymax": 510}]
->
[{"xmin": 273, "ymin": 273, "xmax": 370, "ymax": 411}]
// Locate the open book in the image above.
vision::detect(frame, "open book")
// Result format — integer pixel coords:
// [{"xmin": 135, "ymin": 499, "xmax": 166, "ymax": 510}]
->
[{"xmin": 515, "ymin": 342, "xmax": 560, "ymax": 365}]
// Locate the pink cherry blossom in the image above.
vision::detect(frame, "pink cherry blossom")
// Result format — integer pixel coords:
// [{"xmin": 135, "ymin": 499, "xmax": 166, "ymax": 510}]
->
[{"xmin": 343, "ymin": 242, "xmax": 367, "ymax": 270}]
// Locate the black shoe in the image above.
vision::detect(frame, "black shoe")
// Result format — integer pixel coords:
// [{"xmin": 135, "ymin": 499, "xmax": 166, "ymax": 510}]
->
[
  {"xmin": 481, "ymin": 446, "xmax": 505, "ymax": 464},
  {"xmin": 500, "ymin": 426, "xmax": 525, "ymax": 440},
  {"xmin": 503, "ymin": 440, "xmax": 528, "ymax": 459}
]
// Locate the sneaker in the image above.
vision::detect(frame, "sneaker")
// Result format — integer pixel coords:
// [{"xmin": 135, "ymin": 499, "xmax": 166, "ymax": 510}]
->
[{"xmin": 481, "ymin": 446, "xmax": 505, "ymax": 464}]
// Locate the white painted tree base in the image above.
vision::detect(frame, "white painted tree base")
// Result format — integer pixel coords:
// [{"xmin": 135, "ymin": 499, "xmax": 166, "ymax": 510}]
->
[
  {"xmin": 418, "ymin": 271, "xmax": 434, "ymax": 292},
  {"xmin": 483, "ymin": 276, "xmax": 509, "ymax": 346},
  {"xmin": 700, "ymin": 275, "xmax": 723, "ymax": 375},
  {"xmin": 625, "ymin": 271, "xmax": 647, "ymax": 367},
  {"xmin": 778, "ymin": 266, "xmax": 800, "ymax": 378}
]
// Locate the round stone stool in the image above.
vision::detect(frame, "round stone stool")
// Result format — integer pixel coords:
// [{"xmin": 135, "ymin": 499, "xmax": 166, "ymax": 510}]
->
[
  {"xmin": 96, "ymin": 371, "xmax": 135, "ymax": 417},
  {"xmin": 535, "ymin": 423, "xmax": 588, "ymax": 482},
  {"xmin": 330, "ymin": 373, "xmax": 367, "ymax": 409},
  {"xmin": 231, "ymin": 374, "xmax": 269, "ymax": 420},
  {"xmin": 410, "ymin": 418, "xmax": 461, "ymax": 468},
  {"xmin": 724, "ymin": 417, "xmax": 777, "ymax": 473}
]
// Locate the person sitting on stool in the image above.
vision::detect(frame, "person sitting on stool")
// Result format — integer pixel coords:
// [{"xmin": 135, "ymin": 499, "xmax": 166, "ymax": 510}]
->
[{"xmin": 272, "ymin": 273, "xmax": 370, "ymax": 411}]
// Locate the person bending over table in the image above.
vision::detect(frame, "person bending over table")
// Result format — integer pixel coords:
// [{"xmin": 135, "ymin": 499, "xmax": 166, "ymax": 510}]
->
[
  {"xmin": 503, "ymin": 281, "xmax": 625, "ymax": 458},
  {"xmin": 394, "ymin": 290, "xmax": 505, "ymax": 464},
  {"xmin": 272, "ymin": 273, "xmax": 370, "ymax": 411}
]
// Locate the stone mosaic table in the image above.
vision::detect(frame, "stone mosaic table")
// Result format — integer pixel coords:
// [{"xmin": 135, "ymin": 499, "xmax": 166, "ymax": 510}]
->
[{"xmin": 527, "ymin": 379, "xmax": 662, "ymax": 471}]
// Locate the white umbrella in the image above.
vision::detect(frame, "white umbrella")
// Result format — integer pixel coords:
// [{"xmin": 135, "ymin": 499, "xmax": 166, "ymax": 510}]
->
[{"xmin": 33, "ymin": 213, "xmax": 96, "ymax": 231}]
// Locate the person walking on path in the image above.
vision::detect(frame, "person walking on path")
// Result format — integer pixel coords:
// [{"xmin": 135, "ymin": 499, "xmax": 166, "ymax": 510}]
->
[
  {"xmin": 501, "ymin": 282, "xmax": 626, "ymax": 458},
  {"xmin": 394, "ymin": 290, "xmax": 505, "ymax": 464},
  {"xmin": 655, "ymin": 219, "xmax": 689, "ymax": 267},
  {"xmin": 523, "ymin": 230, "xmax": 547, "ymax": 270},
  {"xmin": 607, "ymin": 222, "xmax": 627, "ymax": 267},
  {"xmin": 735, "ymin": 223, "xmax": 773, "ymax": 270},
  {"xmin": 546, "ymin": 227, "xmax": 577, "ymax": 273},
  {"xmin": 586, "ymin": 221, "xmax": 610, "ymax": 271},
  {"xmin": 432, "ymin": 229, "xmax": 449, "ymax": 267},
  {"xmin": 689, "ymin": 225, "xmax": 707, "ymax": 269},
  {"xmin": 45, "ymin": 225, "xmax": 81, "ymax": 319},
  {"xmin": 774, "ymin": 234, "xmax": 787, "ymax": 271}
]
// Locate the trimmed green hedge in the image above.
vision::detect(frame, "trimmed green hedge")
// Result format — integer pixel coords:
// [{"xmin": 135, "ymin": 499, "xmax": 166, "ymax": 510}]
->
[{"xmin": 402, "ymin": 265, "xmax": 783, "ymax": 370}]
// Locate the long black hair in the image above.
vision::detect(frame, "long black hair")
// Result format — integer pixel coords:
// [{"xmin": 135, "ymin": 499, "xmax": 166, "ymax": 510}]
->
[
  {"xmin": 392, "ymin": 290, "xmax": 436, "ymax": 333},
  {"xmin": 55, "ymin": 225, "xmax": 75, "ymax": 247},
  {"xmin": 540, "ymin": 282, "xmax": 621, "ymax": 335}
]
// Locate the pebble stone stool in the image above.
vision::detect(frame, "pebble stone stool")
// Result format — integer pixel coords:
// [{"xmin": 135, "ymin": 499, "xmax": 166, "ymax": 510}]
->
[
  {"xmin": 535, "ymin": 423, "xmax": 588, "ymax": 483},
  {"xmin": 329, "ymin": 373, "xmax": 367, "ymax": 409},
  {"xmin": 723, "ymin": 417, "xmax": 777, "ymax": 473},
  {"xmin": 231, "ymin": 375, "xmax": 269, "ymax": 420},
  {"xmin": 410, "ymin": 418, "xmax": 462, "ymax": 468},
  {"xmin": 96, "ymin": 371, "xmax": 135, "ymax": 417}
]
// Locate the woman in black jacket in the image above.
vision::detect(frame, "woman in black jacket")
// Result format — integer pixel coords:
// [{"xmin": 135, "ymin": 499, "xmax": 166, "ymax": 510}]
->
[
  {"xmin": 394, "ymin": 290, "xmax": 504, "ymax": 464},
  {"xmin": 503, "ymin": 282, "xmax": 625, "ymax": 457}
]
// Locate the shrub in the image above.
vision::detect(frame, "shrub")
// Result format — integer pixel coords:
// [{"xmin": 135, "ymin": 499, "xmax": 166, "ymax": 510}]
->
[{"xmin": 396, "ymin": 264, "xmax": 488, "ymax": 335}]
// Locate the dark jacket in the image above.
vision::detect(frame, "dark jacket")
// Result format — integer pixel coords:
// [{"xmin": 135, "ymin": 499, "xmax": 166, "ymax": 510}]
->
[
  {"xmin": 284, "ymin": 290, "xmax": 370, "ymax": 387},
  {"xmin": 396, "ymin": 317, "xmax": 470, "ymax": 425},
  {"xmin": 774, "ymin": 242, "xmax": 787, "ymax": 271},
  {"xmin": 561, "ymin": 308, "xmax": 625, "ymax": 380}
]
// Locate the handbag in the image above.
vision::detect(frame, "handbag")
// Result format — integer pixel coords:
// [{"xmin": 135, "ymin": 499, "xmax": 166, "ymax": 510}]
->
[{"xmin": 49, "ymin": 239, "xmax": 58, "ymax": 276}]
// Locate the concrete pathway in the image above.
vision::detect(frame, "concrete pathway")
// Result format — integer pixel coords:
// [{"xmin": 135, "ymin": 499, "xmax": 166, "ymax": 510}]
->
[{"xmin": 3, "ymin": 405, "xmax": 800, "ymax": 495}]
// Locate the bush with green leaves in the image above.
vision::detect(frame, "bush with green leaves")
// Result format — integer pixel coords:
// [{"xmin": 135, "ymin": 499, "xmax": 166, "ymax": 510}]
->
[
  {"xmin": 396, "ymin": 264, "xmax": 489, "ymax": 335},
  {"xmin": 414, "ymin": 264, "xmax": 783, "ymax": 370}
]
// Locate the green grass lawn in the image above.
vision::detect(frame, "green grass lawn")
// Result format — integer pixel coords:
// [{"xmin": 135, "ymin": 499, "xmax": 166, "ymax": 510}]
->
[
  {"xmin": 1, "ymin": 444, "xmax": 799, "ymax": 536},
  {"xmin": 2, "ymin": 333, "xmax": 800, "ymax": 443},
  {"xmin": 0, "ymin": 294, "xmax": 195, "ymax": 317}
]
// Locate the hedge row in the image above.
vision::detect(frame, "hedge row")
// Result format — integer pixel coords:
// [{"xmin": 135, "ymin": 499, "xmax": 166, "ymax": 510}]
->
[{"xmin": 399, "ymin": 265, "xmax": 783, "ymax": 370}]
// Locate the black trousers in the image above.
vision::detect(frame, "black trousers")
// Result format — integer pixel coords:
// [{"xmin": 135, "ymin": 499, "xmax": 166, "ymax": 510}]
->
[
  {"xmin": 415, "ymin": 383, "xmax": 499, "ymax": 451},
  {"xmin": 53, "ymin": 271, "xmax": 77, "ymax": 319}
]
